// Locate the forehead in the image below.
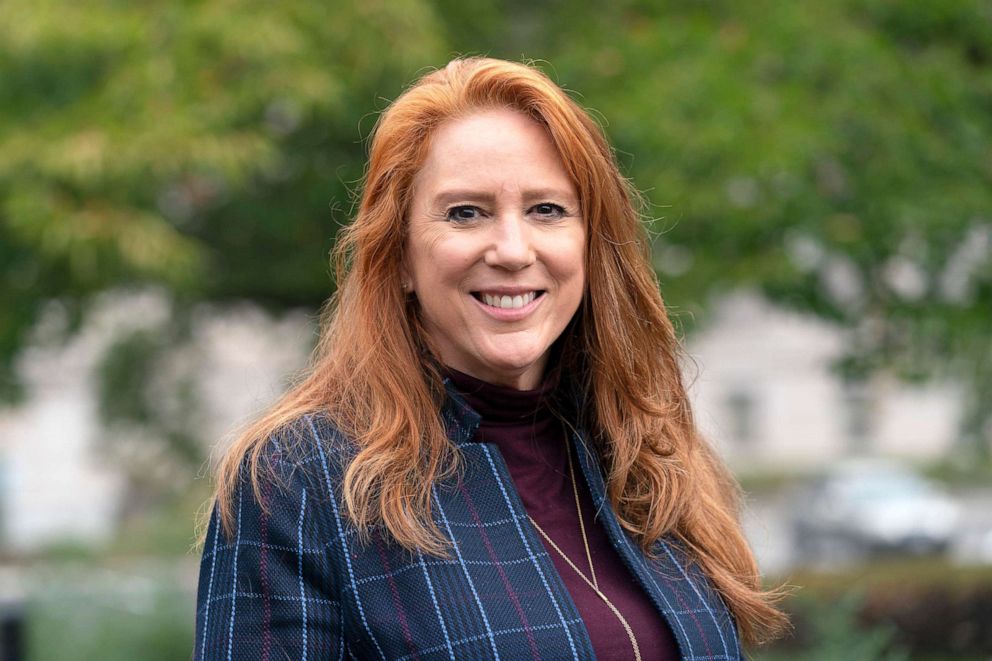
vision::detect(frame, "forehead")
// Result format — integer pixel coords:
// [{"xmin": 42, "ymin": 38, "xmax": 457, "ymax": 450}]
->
[{"xmin": 411, "ymin": 109, "xmax": 577, "ymax": 201}]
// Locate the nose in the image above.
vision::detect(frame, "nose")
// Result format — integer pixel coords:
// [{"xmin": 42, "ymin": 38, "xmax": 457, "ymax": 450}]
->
[{"xmin": 484, "ymin": 214, "xmax": 535, "ymax": 271}]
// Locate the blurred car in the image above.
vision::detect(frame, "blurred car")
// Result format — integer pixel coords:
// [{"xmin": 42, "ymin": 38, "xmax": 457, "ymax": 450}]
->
[{"xmin": 790, "ymin": 459, "xmax": 961, "ymax": 565}]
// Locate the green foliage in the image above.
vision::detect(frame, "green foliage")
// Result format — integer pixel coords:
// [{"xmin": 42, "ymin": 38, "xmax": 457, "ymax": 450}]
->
[
  {"xmin": 2, "ymin": 1, "xmax": 991, "ymax": 457},
  {"xmin": 95, "ymin": 322, "xmax": 202, "ymax": 467},
  {"xmin": 0, "ymin": 0, "xmax": 448, "ymax": 392},
  {"xmin": 757, "ymin": 591, "xmax": 909, "ymax": 661},
  {"xmin": 766, "ymin": 560, "xmax": 992, "ymax": 659}
]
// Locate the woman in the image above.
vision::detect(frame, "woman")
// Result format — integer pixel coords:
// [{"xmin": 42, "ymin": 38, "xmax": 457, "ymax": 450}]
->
[{"xmin": 195, "ymin": 57, "xmax": 786, "ymax": 660}]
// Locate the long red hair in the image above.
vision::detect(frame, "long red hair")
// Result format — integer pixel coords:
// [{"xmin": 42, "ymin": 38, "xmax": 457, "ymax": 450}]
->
[{"xmin": 209, "ymin": 57, "xmax": 787, "ymax": 645}]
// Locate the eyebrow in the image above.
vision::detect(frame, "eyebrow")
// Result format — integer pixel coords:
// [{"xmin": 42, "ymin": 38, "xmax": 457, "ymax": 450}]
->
[{"xmin": 430, "ymin": 188, "xmax": 578, "ymax": 208}]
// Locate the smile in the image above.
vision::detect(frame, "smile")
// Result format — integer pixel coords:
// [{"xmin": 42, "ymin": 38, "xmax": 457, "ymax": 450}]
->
[{"xmin": 472, "ymin": 291, "xmax": 544, "ymax": 310}]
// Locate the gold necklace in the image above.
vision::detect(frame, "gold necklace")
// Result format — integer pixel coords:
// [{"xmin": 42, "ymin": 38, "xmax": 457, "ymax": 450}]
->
[{"xmin": 527, "ymin": 443, "xmax": 642, "ymax": 661}]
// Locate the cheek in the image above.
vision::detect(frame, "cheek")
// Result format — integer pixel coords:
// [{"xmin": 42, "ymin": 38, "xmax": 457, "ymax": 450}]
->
[
  {"xmin": 406, "ymin": 232, "xmax": 443, "ymax": 282},
  {"xmin": 407, "ymin": 240, "xmax": 479, "ymax": 299},
  {"xmin": 425, "ymin": 241, "xmax": 476, "ymax": 280},
  {"xmin": 559, "ymin": 234, "xmax": 587, "ymax": 289}
]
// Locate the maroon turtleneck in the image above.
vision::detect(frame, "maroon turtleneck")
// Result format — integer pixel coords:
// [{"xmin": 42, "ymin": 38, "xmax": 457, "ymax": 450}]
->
[{"xmin": 447, "ymin": 368, "xmax": 679, "ymax": 661}]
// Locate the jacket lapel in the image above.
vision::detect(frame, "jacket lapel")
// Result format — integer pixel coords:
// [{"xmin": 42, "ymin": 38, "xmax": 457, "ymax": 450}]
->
[
  {"xmin": 571, "ymin": 429, "xmax": 741, "ymax": 661},
  {"xmin": 441, "ymin": 380, "xmax": 741, "ymax": 660},
  {"xmin": 438, "ymin": 381, "xmax": 598, "ymax": 660}
]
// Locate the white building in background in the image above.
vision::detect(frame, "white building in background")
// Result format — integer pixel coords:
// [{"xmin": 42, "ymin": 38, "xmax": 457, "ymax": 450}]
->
[
  {"xmin": 0, "ymin": 367, "xmax": 122, "ymax": 550},
  {"xmin": 0, "ymin": 289, "xmax": 964, "ymax": 550},
  {"xmin": 686, "ymin": 291, "xmax": 962, "ymax": 472},
  {"xmin": 0, "ymin": 291, "xmax": 310, "ymax": 552}
]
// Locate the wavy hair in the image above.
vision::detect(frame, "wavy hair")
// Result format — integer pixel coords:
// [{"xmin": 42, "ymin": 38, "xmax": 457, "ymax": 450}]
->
[{"xmin": 209, "ymin": 57, "xmax": 787, "ymax": 645}]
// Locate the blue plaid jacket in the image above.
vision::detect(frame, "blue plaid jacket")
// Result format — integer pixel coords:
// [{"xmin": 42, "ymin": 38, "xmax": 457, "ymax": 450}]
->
[{"xmin": 194, "ymin": 383, "xmax": 742, "ymax": 660}]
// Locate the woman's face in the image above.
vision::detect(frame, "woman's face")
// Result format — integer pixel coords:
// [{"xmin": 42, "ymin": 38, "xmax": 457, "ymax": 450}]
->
[{"xmin": 404, "ymin": 109, "xmax": 586, "ymax": 390}]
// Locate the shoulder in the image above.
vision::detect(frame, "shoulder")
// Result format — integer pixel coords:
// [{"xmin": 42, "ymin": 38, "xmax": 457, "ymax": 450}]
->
[
  {"xmin": 206, "ymin": 412, "xmax": 359, "ymax": 563},
  {"xmin": 211, "ymin": 411, "xmax": 357, "ymax": 532},
  {"xmin": 263, "ymin": 411, "xmax": 355, "ymax": 467},
  {"xmin": 250, "ymin": 411, "xmax": 356, "ymax": 499},
  {"xmin": 196, "ymin": 414, "xmax": 354, "ymax": 659}
]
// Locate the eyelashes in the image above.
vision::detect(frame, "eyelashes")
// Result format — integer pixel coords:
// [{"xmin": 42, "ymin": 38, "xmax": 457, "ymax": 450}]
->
[
  {"xmin": 531, "ymin": 203, "xmax": 568, "ymax": 218},
  {"xmin": 444, "ymin": 203, "xmax": 571, "ymax": 223},
  {"xmin": 446, "ymin": 205, "xmax": 482, "ymax": 222}
]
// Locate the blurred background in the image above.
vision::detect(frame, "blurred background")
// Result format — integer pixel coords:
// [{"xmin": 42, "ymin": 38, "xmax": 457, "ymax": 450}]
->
[{"xmin": 1, "ymin": 0, "xmax": 991, "ymax": 659}]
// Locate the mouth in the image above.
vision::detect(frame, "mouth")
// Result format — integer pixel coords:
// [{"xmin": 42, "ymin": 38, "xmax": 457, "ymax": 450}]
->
[{"xmin": 471, "ymin": 290, "xmax": 544, "ymax": 310}]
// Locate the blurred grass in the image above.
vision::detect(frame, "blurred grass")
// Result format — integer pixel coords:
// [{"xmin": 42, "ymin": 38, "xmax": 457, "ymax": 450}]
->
[
  {"xmin": 783, "ymin": 557, "xmax": 992, "ymax": 594},
  {"xmin": 20, "ymin": 481, "xmax": 209, "ymax": 660},
  {"xmin": 26, "ymin": 571, "xmax": 193, "ymax": 661},
  {"xmin": 922, "ymin": 456, "xmax": 992, "ymax": 488},
  {"xmin": 737, "ymin": 453, "xmax": 992, "ymax": 495}
]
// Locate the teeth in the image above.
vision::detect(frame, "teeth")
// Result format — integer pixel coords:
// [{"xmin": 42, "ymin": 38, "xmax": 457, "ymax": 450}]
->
[{"xmin": 481, "ymin": 292, "xmax": 537, "ymax": 309}]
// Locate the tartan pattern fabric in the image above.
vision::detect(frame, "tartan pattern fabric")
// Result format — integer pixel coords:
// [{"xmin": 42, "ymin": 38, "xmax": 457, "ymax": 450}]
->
[{"xmin": 194, "ymin": 383, "xmax": 743, "ymax": 660}]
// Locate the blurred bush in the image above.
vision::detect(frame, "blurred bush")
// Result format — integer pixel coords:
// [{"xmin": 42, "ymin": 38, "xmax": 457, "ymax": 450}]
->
[
  {"xmin": 757, "ymin": 591, "xmax": 909, "ymax": 661},
  {"xmin": 767, "ymin": 560, "xmax": 992, "ymax": 659}
]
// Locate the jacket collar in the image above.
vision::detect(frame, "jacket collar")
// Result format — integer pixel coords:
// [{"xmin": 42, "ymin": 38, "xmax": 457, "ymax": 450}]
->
[{"xmin": 440, "ymin": 377, "xmax": 482, "ymax": 447}]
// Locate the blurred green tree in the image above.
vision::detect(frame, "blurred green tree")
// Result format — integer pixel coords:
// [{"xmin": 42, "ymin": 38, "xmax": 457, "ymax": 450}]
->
[
  {"xmin": 0, "ymin": 0, "xmax": 445, "ymax": 391},
  {"xmin": 0, "ymin": 0, "xmax": 447, "ymax": 480},
  {"xmin": 2, "ymin": 1, "xmax": 990, "ymax": 463}
]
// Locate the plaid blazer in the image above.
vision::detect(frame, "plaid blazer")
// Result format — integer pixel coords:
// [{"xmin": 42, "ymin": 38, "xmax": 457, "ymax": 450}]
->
[{"xmin": 194, "ymin": 381, "xmax": 742, "ymax": 660}]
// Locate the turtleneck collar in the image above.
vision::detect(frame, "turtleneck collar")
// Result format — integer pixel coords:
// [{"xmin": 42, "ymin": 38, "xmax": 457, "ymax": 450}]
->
[{"xmin": 443, "ymin": 367, "xmax": 559, "ymax": 426}]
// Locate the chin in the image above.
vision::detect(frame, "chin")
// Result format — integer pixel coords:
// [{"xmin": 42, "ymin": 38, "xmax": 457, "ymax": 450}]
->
[
  {"xmin": 478, "ymin": 353, "xmax": 547, "ymax": 383},
  {"xmin": 480, "ymin": 347, "xmax": 541, "ymax": 369}
]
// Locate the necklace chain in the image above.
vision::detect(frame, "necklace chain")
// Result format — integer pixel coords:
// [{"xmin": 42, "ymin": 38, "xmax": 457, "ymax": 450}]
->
[{"xmin": 527, "ymin": 440, "xmax": 642, "ymax": 661}]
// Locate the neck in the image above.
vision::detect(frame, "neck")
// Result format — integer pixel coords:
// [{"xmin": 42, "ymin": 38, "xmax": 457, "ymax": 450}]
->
[
  {"xmin": 444, "ymin": 366, "xmax": 558, "ymax": 424},
  {"xmin": 445, "ymin": 362, "xmax": 546, "ymax": 391}
]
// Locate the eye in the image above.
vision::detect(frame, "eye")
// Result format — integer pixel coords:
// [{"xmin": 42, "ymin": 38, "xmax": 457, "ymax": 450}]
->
[
  {"xmin": 531, "ymin": 203, "xmax": 567, "ymax": 219},
  {"xmin": 445, "ymin": 205, "xmax": 483, "ymax": 222}
]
